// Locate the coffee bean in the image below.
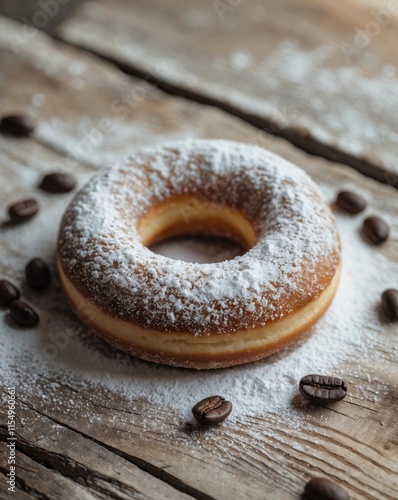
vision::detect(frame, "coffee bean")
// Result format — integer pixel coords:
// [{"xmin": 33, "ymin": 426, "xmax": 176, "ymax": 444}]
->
[
  {"xmin": 9, "ymin": 300, "xmax": 39, "ymax": 327},
  {"xmin": 304, "ymin": 478, "xmax": 349, "ymax": 500},
  {"xmin": 363, "ymin": 216, "xmax": 389, "ymax": 245},
  {"xmin": 0, "ymin": 114, "xmax": 35, "ymax": 136},
  {"xmin": 39, "ymin": 172, "xmax": 76, "ymax": 193},
  {"xmin": 335, "ymin": 190, "xmax": 366, "ymax": 214},
  {"xmin": 299, "ymin": 375, "xmax": 347, "ymax": 404},
  {"xmin": 8, "ymin": 198, "xmax": 39, "ymax": 221},
  {"xmin": 25, "ymin": 258, "xmax": 51, "ymax": 290},
  {"xmin": 381, "ymin": 289, "xmax": 398, "ymax": 322},
  {"xmin": 192, "ymin": 395, "xmax": 232, "ymax": 425},
  {"xmin": 0, "ymin": 280, "xmax": 20, "ymax": 307}
]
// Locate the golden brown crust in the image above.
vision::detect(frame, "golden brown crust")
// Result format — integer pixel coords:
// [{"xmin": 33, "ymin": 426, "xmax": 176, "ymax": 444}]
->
[
  {"xmin": 57, "ymin": 140, "xmax": 341, "ymax": 368},
  {"xmin": 57, "ymin": 255, "xmax": 340, "ymax": 369}
]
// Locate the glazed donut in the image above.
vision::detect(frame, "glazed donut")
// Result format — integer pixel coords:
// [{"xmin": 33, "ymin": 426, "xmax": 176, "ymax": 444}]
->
[{"xmin": 57, "ymin": 140, "xmax": 341, "ymax": 369}]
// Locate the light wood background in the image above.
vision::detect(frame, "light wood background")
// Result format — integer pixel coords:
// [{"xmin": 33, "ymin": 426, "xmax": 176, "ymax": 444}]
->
[
  {"xmin": 0, "ymin": 2, "xmax": 397, "ymax": 499},
  {"xmin": 57, "ymin": 0, "xmax": 398, "ymax": 183}
]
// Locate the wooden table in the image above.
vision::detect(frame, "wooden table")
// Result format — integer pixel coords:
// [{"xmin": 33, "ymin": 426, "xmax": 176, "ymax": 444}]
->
[
  {"xmin": 0, "ymin": 2, "xmax": 397, "ymax": 499},
  {"xmin": 57, "ymin": 0, "xmax": 398, "ymax": 184}
]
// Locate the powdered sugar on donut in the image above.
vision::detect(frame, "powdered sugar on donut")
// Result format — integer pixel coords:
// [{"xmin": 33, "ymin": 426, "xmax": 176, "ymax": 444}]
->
[{"xmin": 58, "ymin": 140, "xmax": 340, "ymax": 334}]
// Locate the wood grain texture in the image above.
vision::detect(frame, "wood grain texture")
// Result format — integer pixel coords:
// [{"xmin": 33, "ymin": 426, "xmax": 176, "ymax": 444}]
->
[
  {"xmin": 0, "ymin": 441, "xmax": 100, "ymax": 499},
  {"xmin": 0, "ymin": 394, "xmax": 192, "ymax": 500},
  {"xmin": 56, "ymin": 0, "xmax": 398, "ymax": 184},
  {"xmin": 0, "ymin": 14, "xmax": 397, "ymax": 500}
]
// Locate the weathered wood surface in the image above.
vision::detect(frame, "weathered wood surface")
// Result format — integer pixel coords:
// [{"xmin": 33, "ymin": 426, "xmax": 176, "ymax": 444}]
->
[
  {"xmin": 0, "ymin": 397, "xmax": 192, "ymax": 500},
  {"xmin": 0, "ymin": 15, "xmax": 397, "ymax": 500},
  {"xmin": 0, "ymin": 0, "xmax": 84, "ymax": 34},
  {"xmin": 57, "ymin": 0, "xmax": 398, "ymax": 184}
]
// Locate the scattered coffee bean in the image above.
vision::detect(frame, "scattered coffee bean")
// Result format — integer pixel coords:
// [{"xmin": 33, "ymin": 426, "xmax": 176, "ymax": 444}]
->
[
  {"xmin": 0, "ymin": 280, "xmax": 20, "ymax": 307},
  {"xmin": 25, "ymin": 258, "xmax": 51, "ymax": 290},
  {"xmin": 381, "ymin": 289, "xmax": 398, "ymax": 322},
  {"xmin": 8, "ymin": 198, "xmax": 39, "ymax": 221},
  {"xmin": 299, "ymin": 375, "xmax": 347, "ymax": 404},
  {"xmin": 304, "ymin": 477, "xmax": 349, "ymax": 500},
  {"xmin": 192, "ymin": 395, "xmax": 232, "ymax": 426},
  {"xmin": 363, "ymin": 216, "xmax": 389, "ymax": 245},
  {"xmin": 0, "ymin": 114, "xmax": 35, "ymax": 136},
  {"xmin": 39, "ymin": 172, "xmax": 76, "ymax": 193},
  {"xmin": 335, "ymin": 190, "xmax": 366, "ymax": 214},
  {"xmin": 9, "ymin": 300, "xmax": 39, "ymax": 327}
]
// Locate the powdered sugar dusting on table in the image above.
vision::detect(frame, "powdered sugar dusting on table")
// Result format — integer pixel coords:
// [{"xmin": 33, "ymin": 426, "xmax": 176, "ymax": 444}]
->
[
  {"xmin": 58, "ymin": 140, "xmax": 340, "ymax": 335},
  {"xmin": 60, "ymin": 8, "xmax": 398, "ymax": 175},
  {"xmin": 0, "ymin": 141, "xmax": 397, "ymax": 429}
]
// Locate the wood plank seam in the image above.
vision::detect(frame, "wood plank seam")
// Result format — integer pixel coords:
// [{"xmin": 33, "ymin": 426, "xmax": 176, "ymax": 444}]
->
[
  {"xmin": 0, "ymin": 442, "xmax": 102, "ymax": 500},
  {"xmin": 0, "ymin": 461, "xmax": 61, "ymax": 500},
  {"xmin": 3, "ymin": 12, "xmax": 396, "ymax": 190},
  {"xmin": 0, "ymin": 421, "xmax": 198, "ymax": 500},
  {"xmin": 0, "ymin": 442, "xmax": 140, "ymax": 500},
  {"xmin": 52, "ymin": 35, "xmax": 398, "ymax": 189},
  {"xmin": 0, "ymin": 401, "xmax": 198, "ymax": 500},
  {"xmin": 0, "ymin": 394, "xmax": 210, "ymax": 500}
]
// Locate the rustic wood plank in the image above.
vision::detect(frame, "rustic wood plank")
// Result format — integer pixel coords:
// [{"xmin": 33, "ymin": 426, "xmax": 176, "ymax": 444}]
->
[
  {"xmin": 0, "ymin": 14, "xmax": 397, "ymax": 500},
  {"xmin": 1, "ymin": 13, "xmax": 281, "ymax": 172},
  {"xmin": 0, "ymin": 476, "xmax": 33, "ymax": 500},
  {"xmin": 56, "ymin": 0, "xmax": 398, "ymax": 184},
  {"xmin": 0, "ymin": 441, "xmax": 100, "ymax": 500},
  {"xmin": 0, "ymin": 396, "xmax": 193, "ymax": 500},
  {"xmin": 1, "ymin": 367, "xmax": 397, "ymax": 499}
]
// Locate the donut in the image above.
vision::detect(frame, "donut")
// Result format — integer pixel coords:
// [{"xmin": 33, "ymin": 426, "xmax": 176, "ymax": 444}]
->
[{"xmin": 57, "ymin": 140, "xmax": 341, "ymax": 369}]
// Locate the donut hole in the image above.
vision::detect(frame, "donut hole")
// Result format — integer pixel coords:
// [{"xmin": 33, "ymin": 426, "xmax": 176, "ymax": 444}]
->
[
  {"xmin": 150, "ymin": 235, "xmax": 244, "ymax": 264},
  {"xmin": 138, "ymin": 194, "xmax": 256, "ymax": 263}
]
